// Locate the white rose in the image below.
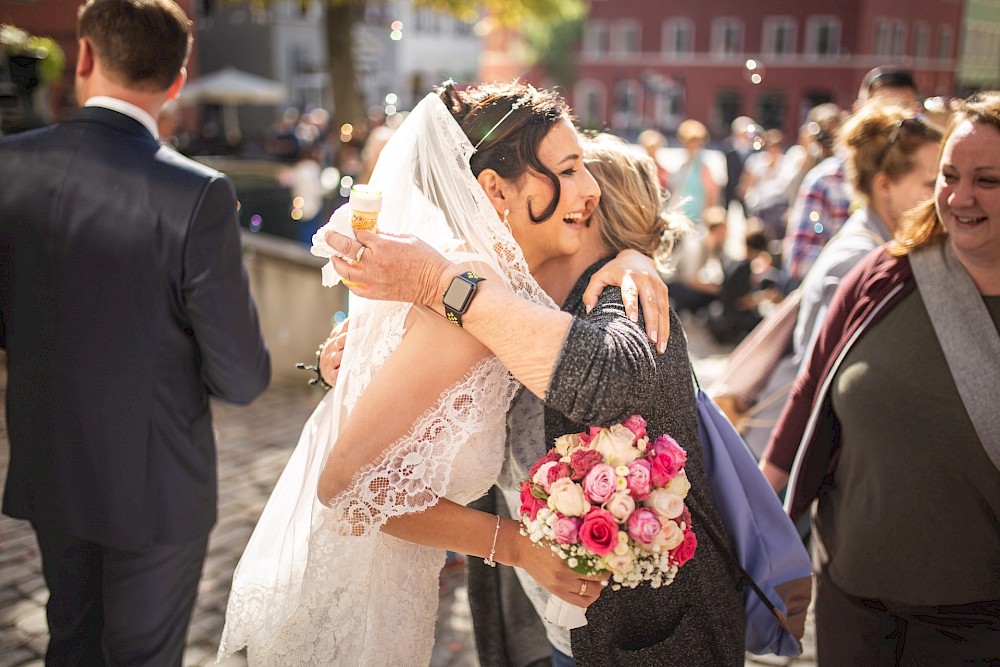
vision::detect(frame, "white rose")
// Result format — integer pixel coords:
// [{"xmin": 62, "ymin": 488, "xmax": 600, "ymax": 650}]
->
[
  {"xmin": 645, "ymin": 488, "xmax": 685, "ymax": 520},
  {"xmin": 554, "ymin": 433, "xmax": 584, "ymax": 457},
  {"xmin": 654, "ymin": 519, "xmax": 685, "ymax": 551},
  {"xmin": 604, "ymin": 549, "xmax": 636, "ymax": 575},
  {"xmin": 665, "ymin": 469, "xmax": 691, "ymax": 498},
  {"xmin": 547, "ymin": 478, "xmax": 590, "ymax": 517},
  {"xmin": 591, "ymin": 424, "xmax": 640, "ymax": 467},
  {"xmin": 605, "ymin": 491, "xmax": 636, "ymax": 522}
]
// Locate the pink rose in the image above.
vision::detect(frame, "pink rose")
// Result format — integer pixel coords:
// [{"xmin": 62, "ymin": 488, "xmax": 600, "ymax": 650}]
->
[
  {"xmin": 569, "ymin": 448, "xmax": 603, "ymax": 481},
  {"xmin": 626, "ymin": 459, "xmax": 652, "ymax": 501},
  {"xmin": 578, "ymin": 508, "xmax": 619, "ymax": 556},
  {"xmin": 528, "ymin": 449, "xmax": 562, "ymax": 481},
  {"xmin": 671, "ymin": 527, "xmax": 698, "ymax": 567},
  {"xmin": 519, "ymin": 481, "xmax": 545, "ymax": 521},
  {"xmin": 582, "ymin": 464, "xmax": 617, "ymax": 504},
  {"xmin": 553, "ymin": 516, "xmax": 582, "ymax": 545},
  {"xmin": 626, "ymin": 508, "xmax": 662, "ymax": 544},
  {"xmin": 648, "ymin": 437, "xmax": 686, "ymax": 486},
  {"xmin": 546, "ymin": 462, "xmax": 572, "ymax": 488},
  {"xmin": 621, "ymin": 415, "xmax": 647, "ymax": 440}
]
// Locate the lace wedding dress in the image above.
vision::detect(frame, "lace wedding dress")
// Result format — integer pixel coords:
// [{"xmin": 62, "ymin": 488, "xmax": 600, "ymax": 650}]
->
[{"xmin": 218, "ymin": 92, "xmax": 555, "ymax": 665}]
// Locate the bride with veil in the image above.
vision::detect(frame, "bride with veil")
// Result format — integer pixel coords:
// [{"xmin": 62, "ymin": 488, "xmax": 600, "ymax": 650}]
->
[{"xmin": 217, "ymin": 81, "xmax": 613, "ymax": 665}]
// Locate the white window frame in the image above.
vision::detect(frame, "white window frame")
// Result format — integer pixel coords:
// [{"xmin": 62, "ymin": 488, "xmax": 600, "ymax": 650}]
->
[
  {"xmin": 711, "ymin": 18, "xmax": 745, "ymax": 58},
  {"xmin": 937, "ymin": 24, "xmax": 954, "ymax": 60},
  {"xmin": 614, "ymin": 19, "xmax": 641, "ymax": 58},
  {"xmin": 612, "ymin": 79, "xmax": 644, "ymax": 130},
  {"xmin": 805, "ymin": 16, "xmax": 841, "ymax": 59},
  {"xmin": 574, "ymin": 79, "xmax": 607, "ymax": 130},
  {"xmin": 762, "ymin": 16, "xmax": 797, "ymax": 59},
  {"xmin": 662, "ymin": 18, "xmax": 695, "ymax": 58},
  {"xmin": 584, "ymin": 20, "xmax": 611, "ymax": 56},
  {"xmin": 914, "ymin": 21, "xmax": 930, "ymax": 60}
]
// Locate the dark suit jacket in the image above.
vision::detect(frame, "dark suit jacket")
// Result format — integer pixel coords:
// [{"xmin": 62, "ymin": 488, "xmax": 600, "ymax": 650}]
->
[{"xmin": 0, "ymin": 106, "xmax": 270, "ymax": 550}]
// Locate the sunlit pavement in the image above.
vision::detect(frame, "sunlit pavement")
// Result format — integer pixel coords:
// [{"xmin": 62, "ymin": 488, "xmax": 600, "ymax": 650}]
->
[{"xmin": 0, "ymin": 321, "xmax": 815, "ymax": 666}]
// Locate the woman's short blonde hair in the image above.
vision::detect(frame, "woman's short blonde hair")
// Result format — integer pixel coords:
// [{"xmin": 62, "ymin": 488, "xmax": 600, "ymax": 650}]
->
[
  {"xmin": 583, "ymin": 134, "xmax": 690, "ymax": 269},
  {"xmin": 676, "ymin": 119, "xmax": 709, "ymax": 144},
  {"xmin": 893, "ymin": 91, "xmax": 1000, "ymax": 255}
]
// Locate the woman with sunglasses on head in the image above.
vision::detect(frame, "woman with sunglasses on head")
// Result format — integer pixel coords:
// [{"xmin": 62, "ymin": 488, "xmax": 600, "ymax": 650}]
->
[
  {"xmin": 762, "ymin": 105, "xmax": 942, "ymax": 401},
  {"xmin": 761, "ymin": 93, "xmax": 1000, "ymax": 664}
]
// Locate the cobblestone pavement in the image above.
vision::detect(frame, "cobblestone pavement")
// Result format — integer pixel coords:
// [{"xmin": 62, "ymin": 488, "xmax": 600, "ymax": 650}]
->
[{"xmin": 0, "ymin": 321, "xmax": 816, "ymax": 666}]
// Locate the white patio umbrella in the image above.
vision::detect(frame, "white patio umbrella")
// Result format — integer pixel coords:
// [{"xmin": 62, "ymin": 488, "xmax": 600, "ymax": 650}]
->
[{"xmin": 178, "ymin": 67, "xmax": 287, "ymax": 143}]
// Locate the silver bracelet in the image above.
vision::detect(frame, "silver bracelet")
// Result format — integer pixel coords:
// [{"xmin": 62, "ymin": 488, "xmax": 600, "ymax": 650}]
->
[{"xmin": 483, "ymin": 514, "xmax": 501, "ymax": 567}]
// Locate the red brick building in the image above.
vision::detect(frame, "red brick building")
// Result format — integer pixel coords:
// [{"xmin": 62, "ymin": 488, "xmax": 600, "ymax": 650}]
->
[{"xmin": 492, "ymin": 0, "xmax": 964, "ymax": 140}]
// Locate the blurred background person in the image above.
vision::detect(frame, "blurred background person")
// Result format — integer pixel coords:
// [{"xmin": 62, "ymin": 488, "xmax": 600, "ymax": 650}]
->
[
  {"xmin": 721, "ymin": 115, "xmax": 759, "ymax": 216},
  {"xmin": 740, "ymin": 128, "xmax": 792, "ymax": 249},
  {"xmin": 671, "ymin": 118, "xmax": 719, "ymax": 227},
  {"xmin": 761, "ymin": 91, "xmax": 1000, "ymax": 666},
  {"xmin": 708, "ymin": 229, "xmax": 785, "ymax": 345},
  {"xmin": 794, "ymin": 106, "xmax": 942, "ymax": 365},
  {"xmin": 783, "ymin": 103, "xmax": 844, "ymax": 209},
  {"xmin": 783, "ymin": 67, "xmax": 919, "ymax": 287},
  {"xmin": 637, "ymin": 127, "xmax": 670, "ymax": 191},
  {"xmin": 667, "ymin": 204, "xmax": 729, "ymax": 320}
]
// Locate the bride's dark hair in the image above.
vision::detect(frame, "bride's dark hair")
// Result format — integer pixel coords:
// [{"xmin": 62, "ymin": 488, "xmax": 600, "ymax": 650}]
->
[{"xmin": 438, "ymin": 80, "xmax": 571, "ymax": 224}]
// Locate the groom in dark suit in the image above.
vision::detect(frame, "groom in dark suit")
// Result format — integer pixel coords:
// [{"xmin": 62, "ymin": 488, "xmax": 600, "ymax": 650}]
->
[{"xmin": 0, "ymin": 1, "xmax": 270, "ymax": 663}]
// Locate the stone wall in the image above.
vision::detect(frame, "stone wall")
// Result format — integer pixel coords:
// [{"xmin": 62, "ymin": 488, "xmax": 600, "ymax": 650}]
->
[{"xmin": 241, "ymin": 231, "xmax": 349, "ymax": 387}]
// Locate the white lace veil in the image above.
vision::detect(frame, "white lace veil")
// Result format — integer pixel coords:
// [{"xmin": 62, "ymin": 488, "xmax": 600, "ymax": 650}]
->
[{"xmin": 218, "ymin": 91, "xmax": 556, "ymax": 659}]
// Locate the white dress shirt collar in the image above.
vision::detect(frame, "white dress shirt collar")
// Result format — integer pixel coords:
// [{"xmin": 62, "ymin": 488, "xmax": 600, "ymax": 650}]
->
[{"xmin": 85, "ymin": 96, "xmax": 159, "ymax": 140}]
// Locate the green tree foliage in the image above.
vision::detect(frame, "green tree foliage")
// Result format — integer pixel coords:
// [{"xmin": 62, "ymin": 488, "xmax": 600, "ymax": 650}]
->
[{"xmin": 238, "ymin": 0, "xmax": 584, "ymax": 137}]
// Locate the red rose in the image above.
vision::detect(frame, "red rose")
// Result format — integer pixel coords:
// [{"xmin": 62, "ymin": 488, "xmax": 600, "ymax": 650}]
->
[
  {"xmin": 519, "ymin": 481, "xmax": 545, "ymax": 521},
  {"xmin": 578, "ymin": 426, "xmax": 602, "ymax": 446},
  {"xmin": 578, "ymin": 508, "xmax": 619, "ymax": 557},
  {"xmin": 546, "ymin": 462, "xmax": 572, "ymax": 488},
  {"xmin": 528, "ymin": 449, "xmax": 562, "ymax": 480},
  {"xmin": 569, "ymin": 448, "xmax": 603, "ymax": 481},
  {"xmin": 671, "ymin": 527, "xmax": 697, "ymax": 567}
]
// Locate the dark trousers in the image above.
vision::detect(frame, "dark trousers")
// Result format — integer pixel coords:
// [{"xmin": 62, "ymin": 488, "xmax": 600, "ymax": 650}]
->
[
  {"xmin": 34, "ymin": 524, "xmax": 207, "ymax": 667},
  {"xmin": 815, "ymin": 567, "xmax": 1000, "ymax": 666}
]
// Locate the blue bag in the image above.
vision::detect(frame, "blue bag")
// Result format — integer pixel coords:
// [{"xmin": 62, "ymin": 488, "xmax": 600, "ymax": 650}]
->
[{"xmin": 694, "ymin": 386, "xmax": 813, "ymax": 657}]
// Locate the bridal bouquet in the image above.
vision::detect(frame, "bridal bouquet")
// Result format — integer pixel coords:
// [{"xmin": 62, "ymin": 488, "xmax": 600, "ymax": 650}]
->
[{"xmin": 519, "ymin": 415, "xmax": 697, "ymax": 596}]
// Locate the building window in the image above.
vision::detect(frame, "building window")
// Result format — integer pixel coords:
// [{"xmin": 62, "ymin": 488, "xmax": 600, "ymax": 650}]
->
[
  {"xmin": 648, "ymin": 76, "xmax": 684, "ymax": 132},
  {"xmin": 874, "ymin": 19, "xmax": 891, "ymax": 57},
  {"xmin": 614, "ymin": 20, "xmax": 641, "ymax": 57},
  {"xmin": 715, "ymin": 90, "xmax": 742, "ymax": 135},
  {"xmin": 575, "ymin": 80, "xmax": 606, "ymax": 130},
  {"xmin": 662, "ymin": 18, "xmax": 695, "ymax": 57},
  {"xmin": 756, "ymin": 91, "xmax": 785, "ymax": 131},
  {"xmin": 712, "ymin": 18, "xmax": 744, "ymax": 58},
  {"xmin": 805, "ymin": 16, "xmax": 840, "ymax": 58},
  {"xmin": 613, "ymin": 80, "xmax": 644, "ymax": 134},
  {"xmin": 937, "ymin": 25, "xmax": 953, "ymax": 60},
  {"xmin": 914, "ymin": 21, "xmax": 930, "ymax": 59},
  {"xmin": 892, "ymin": 22, "xmax": 907, "ymax": 57},
  {"xmin": 584, "ymin": 21, "xmax": 611, "ymax": 56},
  {"xmin": 762, "ymin": 17, "xmax": 796, "ymax": 58}
]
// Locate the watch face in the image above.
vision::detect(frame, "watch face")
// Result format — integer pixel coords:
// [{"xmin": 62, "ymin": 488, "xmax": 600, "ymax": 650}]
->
[{"xmin": 443, "ymin": 276, "xmax": 476, "ymax": 312}]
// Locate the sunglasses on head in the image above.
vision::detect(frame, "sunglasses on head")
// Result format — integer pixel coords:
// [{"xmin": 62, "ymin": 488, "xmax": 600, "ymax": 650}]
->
[{"xmin": 874, "ymin": 116, "xmax": 930, "ymax": 172}]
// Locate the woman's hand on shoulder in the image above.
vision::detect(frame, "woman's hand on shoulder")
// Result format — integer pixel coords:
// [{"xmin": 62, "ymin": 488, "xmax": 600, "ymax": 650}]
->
[{"xmin": 583, "ymin": 249, "xmax": 670, "ymax": 354}]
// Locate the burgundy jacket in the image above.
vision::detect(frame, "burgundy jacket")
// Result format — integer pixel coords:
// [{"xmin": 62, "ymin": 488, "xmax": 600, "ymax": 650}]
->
[{"xmin": 763, "ymin": 247, "xmax": 916, "ymax": 521}]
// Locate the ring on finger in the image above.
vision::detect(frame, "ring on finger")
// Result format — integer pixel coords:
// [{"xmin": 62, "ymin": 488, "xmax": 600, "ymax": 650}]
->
[
  {"xmin": 578, "ymin": 581, "xmax": 588, "ymax": 596},
  {"xmin": 355, "ymin": 245, "xmax": 366, "ymax": 263}
]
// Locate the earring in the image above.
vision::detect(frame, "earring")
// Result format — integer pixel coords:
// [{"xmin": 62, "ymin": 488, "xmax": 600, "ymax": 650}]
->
[{"xmin": 502, "ymin": 208, "xmax": 510, "ymax": 225}]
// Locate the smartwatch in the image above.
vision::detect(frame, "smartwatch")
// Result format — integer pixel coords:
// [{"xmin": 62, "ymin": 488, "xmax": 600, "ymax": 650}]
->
[{"xmin": 442, "ymin": 271, "xmax": 486, "ymax": 327}]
